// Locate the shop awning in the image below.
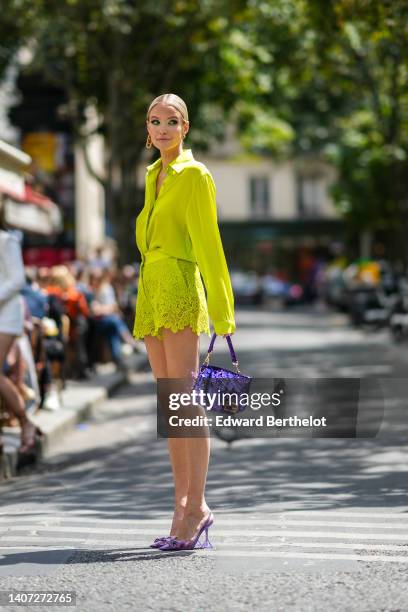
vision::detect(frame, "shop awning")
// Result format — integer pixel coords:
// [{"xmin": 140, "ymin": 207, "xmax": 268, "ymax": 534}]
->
[
  {"xmin": 0, "ymin": 139, "xmax": 31, "ymax": 199},
  {"xmin": 2, "ymin": 184, "xmax": 63, "ymax": 235}
]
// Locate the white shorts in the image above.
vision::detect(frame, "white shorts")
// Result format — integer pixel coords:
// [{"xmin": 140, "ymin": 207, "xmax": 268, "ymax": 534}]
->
[{"xmin": 0, "ymin": 294, "xmax": 24, "ymax": 336}]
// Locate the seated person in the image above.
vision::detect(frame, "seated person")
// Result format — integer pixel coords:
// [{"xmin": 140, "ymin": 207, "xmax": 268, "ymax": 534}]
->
[{"xmin": 89, "ymin": 269, "xmax": 138, "ymax": 367}]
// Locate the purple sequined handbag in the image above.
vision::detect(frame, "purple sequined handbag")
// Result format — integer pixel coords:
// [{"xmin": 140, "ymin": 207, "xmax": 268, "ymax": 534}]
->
[{"xmin": 191, "ymin": 333, "xmax": 253, "ymax": 414}]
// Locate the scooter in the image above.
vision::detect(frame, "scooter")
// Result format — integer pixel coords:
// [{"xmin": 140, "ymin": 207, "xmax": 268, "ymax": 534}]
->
[
  {"xmin": 361, "ymin": 286, "xmax": 398, "ymax": 331},
  {"xmin": 389, "ymin": 277, "xmax": 408, "ymax": 342}
]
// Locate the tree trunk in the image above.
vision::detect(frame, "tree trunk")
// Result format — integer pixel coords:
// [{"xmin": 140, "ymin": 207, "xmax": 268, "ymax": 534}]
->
[
  {"xmin": 359, "ymin": 229, "xmax": 372, "ymax": 259},
  {"xmin": 114, "ymin": 153, "xmax": 139, "ymax": 265}
]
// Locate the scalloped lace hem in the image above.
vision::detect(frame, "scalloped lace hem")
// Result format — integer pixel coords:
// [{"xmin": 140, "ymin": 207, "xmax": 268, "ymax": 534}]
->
[{"xmin": 133, "ymin": 322, "xmax": 211, "ymax": 341}]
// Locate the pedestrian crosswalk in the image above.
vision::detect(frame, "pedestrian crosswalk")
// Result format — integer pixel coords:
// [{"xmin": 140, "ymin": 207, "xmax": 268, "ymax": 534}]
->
[{"xmin": 1, "ymin": 509, "xmax": 408, "ymax": 569}]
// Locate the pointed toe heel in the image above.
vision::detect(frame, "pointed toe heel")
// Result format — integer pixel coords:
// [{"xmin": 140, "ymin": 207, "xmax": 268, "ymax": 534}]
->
[
  {"xmin": 150, "ymin": 536, "xmax": 171, "ymax": 548},
  {"xmin": 158, "ymin": 538, "xmax": 181, "ymax": 551}
]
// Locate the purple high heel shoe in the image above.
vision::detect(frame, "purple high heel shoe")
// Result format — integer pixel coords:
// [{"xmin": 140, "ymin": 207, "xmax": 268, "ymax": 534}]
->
[{"xmin": 159, "ymin": 513, "xmax": 214, "ymax": 551}]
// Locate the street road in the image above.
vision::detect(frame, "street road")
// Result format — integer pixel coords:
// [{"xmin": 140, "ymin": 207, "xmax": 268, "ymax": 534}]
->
[{"xmin": 0, "ymin": 305, "xmax": 407, "ymax": 611}]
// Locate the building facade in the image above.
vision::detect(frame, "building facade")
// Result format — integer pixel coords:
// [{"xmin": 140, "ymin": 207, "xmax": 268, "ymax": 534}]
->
[{"xmin": 139, "ymin": 141, "xmax": 345, "ymax": 279}]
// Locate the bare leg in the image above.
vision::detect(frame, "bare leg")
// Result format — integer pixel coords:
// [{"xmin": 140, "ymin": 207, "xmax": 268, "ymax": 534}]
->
[
  {"xmin": 8, "ymin": 339, "xmax": 26, "ymax": 389},
  {"xmin": 0, "ymin": 333, "xmax": 38, "ymax": 452},
  {"xmin": 162, "ymin": 326, "xmax": 211, "ymax": 541},
  {"xmin": 144, "ymin": 332, "xmax": 188, "ymax": 536}
]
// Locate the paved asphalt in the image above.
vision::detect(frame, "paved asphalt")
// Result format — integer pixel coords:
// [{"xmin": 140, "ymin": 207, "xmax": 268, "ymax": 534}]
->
[{"xmin": 0, "ymin": 305, "xmax": 408, "ymax": 612}]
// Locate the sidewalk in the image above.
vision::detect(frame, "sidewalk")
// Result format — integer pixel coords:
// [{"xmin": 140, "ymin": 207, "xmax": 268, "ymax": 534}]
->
[{"xmin": 0, "ymin": 351, "xmax": 148, "ymax": 482}]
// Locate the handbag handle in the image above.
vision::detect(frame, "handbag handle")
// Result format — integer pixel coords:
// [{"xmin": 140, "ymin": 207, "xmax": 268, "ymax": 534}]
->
[{"xmin": 203, "ymin": 332, "xmax": 240, "ymax": 373}]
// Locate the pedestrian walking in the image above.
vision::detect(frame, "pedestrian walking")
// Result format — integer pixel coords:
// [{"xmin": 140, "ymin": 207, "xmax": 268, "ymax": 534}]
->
[
  {"xmin": 0, "ymin": 205, "xmax": 43, "ymax": 453},
  {"xmin": 133, "ymin": 93, "xmax": 236, "ymax": 550}
]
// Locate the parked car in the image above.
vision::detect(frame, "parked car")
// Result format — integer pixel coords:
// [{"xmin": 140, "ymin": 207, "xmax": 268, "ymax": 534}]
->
[
  {"xmin": 321, "ymin": 266, "xmax": 348, "ymax": 311},
  {"xmin": 261, "ymin": 273, "xmax": 305, "ymax": 308},
  {"xmin": 262, "ymin": 274, "xmax": 287, "ymax": 299},
  {"xmin": 230, "ymin": 271, "xmax": 263, "ymax": 305}
]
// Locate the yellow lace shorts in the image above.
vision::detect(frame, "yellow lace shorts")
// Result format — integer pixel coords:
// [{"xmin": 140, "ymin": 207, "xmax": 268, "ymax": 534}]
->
[{"xmin": 133, "ymin": 256, "xmax": 211, "ymax": 341}]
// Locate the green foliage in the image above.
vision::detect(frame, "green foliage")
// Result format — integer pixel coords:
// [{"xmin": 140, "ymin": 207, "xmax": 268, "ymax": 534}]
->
[
  {"xmin": 0, "ymin": 2, "xmax": 27, "ymax": 75},
  {"xmin": 2, "ymin": 0, "xmax": 408, "ymax": 261},
  {"xmin": 242, "ymin": 0, "xmax": 408, "ymax": 252},
  {"xmin": 2, "ymin": 0, "xmax": 271, "ymax": 260},
  {"xmin": 302, "ymin": 0, "xmax": 408, "ymax": 238}
]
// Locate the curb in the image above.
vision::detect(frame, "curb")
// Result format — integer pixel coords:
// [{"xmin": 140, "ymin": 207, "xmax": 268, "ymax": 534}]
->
[{"xmin": 0, "ymin": 352, "xmax": 148, "ymax": 482}]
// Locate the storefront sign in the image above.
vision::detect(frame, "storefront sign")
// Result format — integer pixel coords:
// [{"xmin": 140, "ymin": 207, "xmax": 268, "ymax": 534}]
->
[{"xmin": 22, "ymin": 132, "xmax": 57, "ymax": 173}]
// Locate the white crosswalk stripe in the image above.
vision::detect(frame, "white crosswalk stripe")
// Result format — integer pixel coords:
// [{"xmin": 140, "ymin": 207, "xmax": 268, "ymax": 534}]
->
[{"xmin": 1, "ymin": 510, "xmax": 408, "ymax": 565}]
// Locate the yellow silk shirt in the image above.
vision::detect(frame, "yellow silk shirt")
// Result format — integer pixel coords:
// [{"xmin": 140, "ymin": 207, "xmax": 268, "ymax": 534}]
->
[{"xmin": 135, "ymin": 148, "xmax": 236, "ymax": 335}]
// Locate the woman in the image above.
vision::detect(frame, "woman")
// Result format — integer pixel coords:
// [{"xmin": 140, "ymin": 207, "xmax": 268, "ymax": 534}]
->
[
  {"xmin": 0, "ymin": 208, "xmax": 42, "ymax": 453},
  {"xmin": 133, "ymin": 93, "xmax": 236, "ymax": 551}
]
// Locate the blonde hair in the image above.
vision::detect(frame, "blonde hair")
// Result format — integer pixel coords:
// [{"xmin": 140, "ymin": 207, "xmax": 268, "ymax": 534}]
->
[
  {"xmin": 50, "ymin": 265, "xmax": 75, "ymax": 290},
  {"xmin": 146, "ymin": 93, "xmax": 189, "ymax": 124}
]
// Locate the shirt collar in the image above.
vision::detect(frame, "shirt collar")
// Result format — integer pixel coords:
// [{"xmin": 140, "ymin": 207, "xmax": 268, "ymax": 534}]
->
[{"xmin": 146, "ymin": 149, "xmax": 194, "ymax": 174}]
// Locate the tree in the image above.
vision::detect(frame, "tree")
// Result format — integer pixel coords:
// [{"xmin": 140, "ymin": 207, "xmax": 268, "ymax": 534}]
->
[
  {"xmin": 4, "ymin": 0, "xmax": 276, "ymax": 263},
  {"xmin": 269, "ymin": 0, "xmax": 408, "ymax": 261},
  {"xmin": 6, "ymin": 0, "xmax": 405, "ymax": 264},
  {"xmin": 237, "ymin": 0, "xmax": 408, "ymax": 262},
  {"xmin": 308, "ymin": 0, "xmax": 408, "ymax": 263},
  {"xmin": 0, "ymin": 2, "xmax": 23, "ymax": 77}
]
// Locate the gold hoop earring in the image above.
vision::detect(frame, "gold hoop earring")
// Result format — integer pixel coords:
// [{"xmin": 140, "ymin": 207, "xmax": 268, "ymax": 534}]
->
[{"xmin": 145, "ymin": 134, "xmax": 152, "ymax": 149}]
